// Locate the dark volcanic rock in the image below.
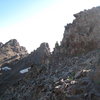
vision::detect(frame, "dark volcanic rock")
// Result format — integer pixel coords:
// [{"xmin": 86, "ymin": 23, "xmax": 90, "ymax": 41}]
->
[
  {"xmin": 0, "ymin": 42, "xmax": 50, "ymax": 96},
  {"xmin": 1, "ymin": 7, "xmax": 100, "ymax": 100},
  {"xmin": 0, "ymin": 39, "xmax": 28, "ymax": 96},
  {"xmin": 20, "ymin": 42, "xmax": 51, "ymax": 67},
  {"xmin": 31, "ymin": 42, "xmax": 51, "ymax": 65}
]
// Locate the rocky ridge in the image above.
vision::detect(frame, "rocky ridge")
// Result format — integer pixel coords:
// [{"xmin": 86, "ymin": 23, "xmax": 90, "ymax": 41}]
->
[
  {"xmin": 0, "ymin": 39, "xmax": 28, "ymax": 66},
  {"xmin": 1, "ymin": 7, "xmax": 100, "ymax": 100},
  {"xmin": 54, "ymin": 7, "xmax": 100, "ymax": 56},
  {"xmin": 0, "ymin": 42, "xmax": 51, "ymax": 96}
]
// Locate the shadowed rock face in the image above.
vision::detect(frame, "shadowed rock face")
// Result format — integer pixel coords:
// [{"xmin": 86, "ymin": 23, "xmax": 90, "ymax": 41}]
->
[
  {"xmin": 32, "ymin": 42, "xmax": 51, "ymax": 65},
  {"xmin": 1, "ymin": 7, "xmax": 100, "ymax": 100},
  {"xmin": 25, "ymin": 42, "xmax": 51, "ymax": 66},
  {"xmin": 0, "ymin": 39, "xmax": 28, "ymax": 96}
]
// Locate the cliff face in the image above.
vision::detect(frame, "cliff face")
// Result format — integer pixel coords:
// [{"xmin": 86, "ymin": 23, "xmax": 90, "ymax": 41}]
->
[
  {"xmin": 54, "ymin": 7, "xmax": 100, "ymax": 56},
  {"xmin": 1, "ymin": 7, "xmax": 100, "ymax": 100}
]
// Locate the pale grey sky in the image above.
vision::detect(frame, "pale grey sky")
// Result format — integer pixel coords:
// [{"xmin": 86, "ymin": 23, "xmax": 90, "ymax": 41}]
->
[{"xmin": 0, "ymin": 0, "xmax": 100, "ymax": 52}]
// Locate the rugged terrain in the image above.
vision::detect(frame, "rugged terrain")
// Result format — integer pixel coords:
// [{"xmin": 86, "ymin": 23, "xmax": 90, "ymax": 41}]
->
[
  {"xmin": 0, "ymin": 39, "xmax": 28, "ymax": 66},
  {"xmin": 0, "ymin": 39, "xmax": 28, "ymax": 95},
  {"xmin": 0, "ymin": 7, "xmax": 100, "ymax": 100}
]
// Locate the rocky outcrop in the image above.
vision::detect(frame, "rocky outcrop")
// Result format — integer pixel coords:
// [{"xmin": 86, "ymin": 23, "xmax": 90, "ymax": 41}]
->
[
  {"xmin": 0, "ymin": 42, "xmax": 51, "ymax": 96},
  {"xmin": 0, "ymin": 39, "xmax": 28, "ymax": 66},
  {"xmin": 0, "ymin": 39, "xmax": 28, "ymax": 96},
  {"xmin": 54, "ymin": 7, "xmax": 100, "ymax": 56},
  {"xmin": 1, "ymin": 6, "xmax": 100, "ymax": 100},
  {"xmin": 1, "ymin": 50, "xmax": 100, "ymax": 100},
  {"xmin": 23, "ymin": 42, "xmax": 51, "ymax": 66}
]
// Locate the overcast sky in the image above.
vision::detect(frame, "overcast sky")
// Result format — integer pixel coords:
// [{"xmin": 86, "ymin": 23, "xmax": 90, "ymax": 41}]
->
[{"xmin": 0, "ymin": 0, "xmax": 100, "ymax": 52}]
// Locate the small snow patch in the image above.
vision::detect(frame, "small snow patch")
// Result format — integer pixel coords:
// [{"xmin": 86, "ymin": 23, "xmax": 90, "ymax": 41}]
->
[
  {"xmin": 2, "ymin": 66, "xmax": 11, "ymax": 71},
  {"xmin": 20, "ymin": 67, "xmax": 31, "ymax": 74}
]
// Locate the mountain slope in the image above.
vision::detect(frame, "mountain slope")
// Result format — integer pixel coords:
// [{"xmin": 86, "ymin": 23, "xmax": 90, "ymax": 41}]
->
[{"xmin": 1, "ymin": 7, "xmax": 100, "ymax": 100}]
